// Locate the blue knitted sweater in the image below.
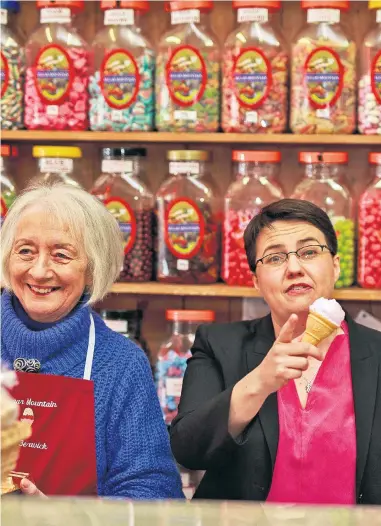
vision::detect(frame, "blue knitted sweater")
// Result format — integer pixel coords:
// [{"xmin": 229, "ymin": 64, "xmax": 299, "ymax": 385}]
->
[{"xmin": 1, "ymin": 291, "xmax": 184, "ymax": 499}]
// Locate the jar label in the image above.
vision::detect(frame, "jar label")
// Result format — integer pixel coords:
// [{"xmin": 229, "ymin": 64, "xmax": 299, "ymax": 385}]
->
[
  {"xmin": 0, "ymin": 8, "xmax": 7, "ymax": 25},
  {"xmin": 100, "ymin": 49, "xmax": 140, "ymax": 109},
  {"xmin": 234, "ymin": 48, "xmax": 272, "ymax": 109},
  {"xmin": 165, "ymin": 377, "xmax": 184, "ymax": 397},
  {"xmin": 101, "ymin": 159, "xmax": 133, "ymax": 173},
  {"xmin": 104, "ymin": 197, "xmax": 137, "ymax": 255},
  {"xmin": 40, "ymin": 7, "xmax": 71, "ymax": 24},
  {"xmin": 171, "ymin": 9, "xmax": 200, "ymax": 25},
  {"xmin": 165, "ymin": 198, "xmax": 204, "ymax": 259},
  {"xmin": 103, "ymin": 319, "xmax": 128, "ymax": 333},
  {"xmin": 35, "ymin": 45, "xmax": 73, "ymax": 104},
  {"xmin": 104, "ymin": 8, "xmax": 134, "ymax": 25},
  {"xmin": 40, "ymin": 158, "xmax": 74, "ymax": 173},
  {"xmin": 0, "ymin": 51, "xmax": 9, "ymax": 98},
  {"xmin": 304, "ymin": 47, "xmax": 344, "ymax": 108},
  {"xmin": 237, "ymin": 8, "xmax": 268, "ymax": 23},
  {"xmin": 371, "ymin": 50, "xmax": 381, "ymax": 104},
  {"xmin": 169, "ymin": 161, "xmax": 200, "ymax": 175},
  {"xmin": 166, "ymin": 46, "xmax": 207, "ymax": 107},
  {"xmin": 307, "ymin": 8, "xmax": 340, "ymax": 24}
]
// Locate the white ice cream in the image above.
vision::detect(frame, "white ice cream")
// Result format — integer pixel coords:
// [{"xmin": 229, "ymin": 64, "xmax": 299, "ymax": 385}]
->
[{"xmin": 309, "ymin": 297, "xmax": 345, "ymax": 327}]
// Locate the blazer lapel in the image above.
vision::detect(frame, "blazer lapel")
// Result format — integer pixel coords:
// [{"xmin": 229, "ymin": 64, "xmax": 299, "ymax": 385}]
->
[
  {"xmin": 245, "ymin": 315, "xmax": 279, "ymax": 470},
  {"xmin": 347, "ymin": 317, "xmax": 380, "ymax": 498}
]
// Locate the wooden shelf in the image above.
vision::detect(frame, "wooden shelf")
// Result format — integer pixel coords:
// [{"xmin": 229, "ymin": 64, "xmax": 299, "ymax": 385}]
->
[
  {"xmin": 2, "ymin": 130, "xmax": 381, "ymax": 145},
  {"xmin": 110, "ymin": 283, "xmax": 381, "ymax": 302}
]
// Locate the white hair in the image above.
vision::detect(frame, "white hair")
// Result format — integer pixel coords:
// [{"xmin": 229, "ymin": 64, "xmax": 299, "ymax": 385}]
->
[{"xmin": 1, "ymin": 183, "xmax": 124, "ymax": 305}]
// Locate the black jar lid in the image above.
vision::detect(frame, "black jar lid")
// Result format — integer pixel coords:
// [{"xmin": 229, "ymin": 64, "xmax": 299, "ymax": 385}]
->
[{"xmin": 102, "ymin": 147, "xmax": 146, "ymax": 159}]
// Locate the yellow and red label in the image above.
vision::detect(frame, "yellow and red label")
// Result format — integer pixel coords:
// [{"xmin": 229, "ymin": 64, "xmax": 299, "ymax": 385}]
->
[
  {"xmin": 166, "ymin": 46, "xmax": 206, "ymax": 107},
  {"xmin": 100, "ymin": 49, "xmax": 140, "ymax": 109},
  {"xmin": 35, "ymin": 45, "xmax": 73, "ymax": 104},
  {"xmin": 234, "ymin": 48, "xmax": 272, "ymax": 109},
  {"xmin": 0, "ymin": 51, "xmax": 9, "ymax": 98},
  {"xmin": 371, "ymin": 50, "xmax": 381, "ymax": 104},
  {"xmin": 104, "ymin": 197, "xmax": 136, "ymax": 255},
  {"xmin": 165, "ymin": 198, "xmax": 204, "ymax": 258},
  {"xmin": 304, "ymin": 47, "xmax": 344, "ymax": 108}
]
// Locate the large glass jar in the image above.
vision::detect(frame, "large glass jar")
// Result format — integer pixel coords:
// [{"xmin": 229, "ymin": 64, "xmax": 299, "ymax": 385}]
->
[
  {"xmin": 156, "ymin": 150, "xmax": 220, "ymax": 284},
  {"xmin": 222, "ymin": 151, "xmax": 284, "ymax": 287},
  {"xmin": 32, "ymin": 145, "xmax": 82, "ymax": 186},
  {"xmin": 358, "ymin": 1, "xmax": 381, "ymax": 136},
  {"xmin": 0, "ymin": 1, "xmax": 25, "ymax": 129},
  {"xmin": 156, "ymin": 1, "xmax": 220, "ymax": 132},
  {"xmin": 92, "ymin": 147, "xmax": 154, "ymax": 283},
  {"xmin": 291, "ymin": 152, "xmax": 355, "ymax": 288},
  {"xmin": 24, "ymin": 0, "xmax": 90, "ymax": 130},
  {"xmin": 89, "ymin": 0, "xmax": 154, "ymax": 132},
  {"xmin": 1, "ymin": 144, "xmax": 17, "ymax": 225},
  {"xmin": 222, "ymin": 0, "xmax": 288, "ymax": 133},
  {"xmin": 358, "ymin": 152, "xmax": 381, "ymax": 289},
  {"xmin": 290, "ymin": 0, "xmax": 356, "ymax": 134}
]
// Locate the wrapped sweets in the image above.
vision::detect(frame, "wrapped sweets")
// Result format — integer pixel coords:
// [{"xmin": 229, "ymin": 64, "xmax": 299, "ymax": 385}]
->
[{"xmin": 302, "ymin": 297, "xmax": 345, "ymax": 346}]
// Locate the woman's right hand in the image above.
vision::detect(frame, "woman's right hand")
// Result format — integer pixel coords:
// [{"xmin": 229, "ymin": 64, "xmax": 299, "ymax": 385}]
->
[{"xmin": 254, "ymin": 314, "xmax": 323, "ymax": 397}]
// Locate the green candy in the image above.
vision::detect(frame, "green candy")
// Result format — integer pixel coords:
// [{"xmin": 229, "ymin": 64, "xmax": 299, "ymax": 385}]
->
[{"xmin": 333, "ymin": 217, "xmax": 355, "ymax": 288}]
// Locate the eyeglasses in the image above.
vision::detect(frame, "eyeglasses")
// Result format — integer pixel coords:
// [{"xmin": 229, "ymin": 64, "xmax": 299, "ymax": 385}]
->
[{"xmin": 254, "ymin": 244, "xmax": 333, "ymax": 271}]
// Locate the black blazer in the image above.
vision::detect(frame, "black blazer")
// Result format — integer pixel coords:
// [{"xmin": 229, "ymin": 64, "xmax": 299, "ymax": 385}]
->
[{"xmin": 170, "ymin": 314, "xmax": 381, "ymax": 504}]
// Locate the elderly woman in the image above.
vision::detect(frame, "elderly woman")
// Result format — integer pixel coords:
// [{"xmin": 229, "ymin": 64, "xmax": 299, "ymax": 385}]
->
[
  {"xmin": 1, "ymin": 183, "xmax": 183, "ymax": 499},
  {"xmin": 171, "ymin": 199, "xmax": 381, "ymax": 505}
]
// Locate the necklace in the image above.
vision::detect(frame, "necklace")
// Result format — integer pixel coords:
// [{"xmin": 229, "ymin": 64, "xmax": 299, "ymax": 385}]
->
[{"xmin": 301, "ymin": 370, "xmax": 319, "ymax": 393}]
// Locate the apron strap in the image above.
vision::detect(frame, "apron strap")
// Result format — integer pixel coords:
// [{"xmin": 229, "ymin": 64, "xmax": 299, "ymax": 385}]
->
[{"xmin": 83, "ymin": 314, "xmax": 96, "ymax": 381}]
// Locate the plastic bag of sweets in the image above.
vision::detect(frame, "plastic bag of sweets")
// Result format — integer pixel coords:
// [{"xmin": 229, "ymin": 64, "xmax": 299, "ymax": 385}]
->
[
  {"xmin": 222, "ymin": 151, "xmax": 284, "ymax": 287},
  {"xmin": 290, "ymin": 0, "xmax": 356, "ymax": 135},
  {"xmin": 1, "ymin": 145, "xmax": 17, "ymax": 226},
  {"xmin": 291, "ymin": 152, "xmax": 355, "ymax": 289},
  {"xmin": 89, "ymin": 1, "xmax": 154, "ymax": 132},
  {"xmin": 92, "ymin": 147, "xmax": 154, "ymax": 283},
  {"xmin": 222, "ymin": 0, "xmax": 288, "ymax": 133},
  {"xmin": 24, "ymin": 1, "xmax": 90, "ymax": 131},
  {"xmin": 358, "ymin": 153, "xmax": 381, "ymax": 289},
  {"xmin": 156, "ymin": 150, "xmax": 220, "ymax": 284},
  {"xmin": 156, "ymin": 1, "xmax": 220, "ymax": 132},
  {"xmin": 358, "ymin": 1, "xmax": 381, "ymax": 136},
  {"xmin": 0, "ymin": 1, "xmax": 25, "ymax": 130}
]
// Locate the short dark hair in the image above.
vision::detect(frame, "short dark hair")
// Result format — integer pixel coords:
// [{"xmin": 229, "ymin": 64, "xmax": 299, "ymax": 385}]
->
[{"xmin": 244, "ymin": 199, "xmax": 338, "ymax": 273}]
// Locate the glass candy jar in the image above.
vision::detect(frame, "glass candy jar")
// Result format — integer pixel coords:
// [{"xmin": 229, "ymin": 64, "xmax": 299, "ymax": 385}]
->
[
  {"xmin": 222, "ymin": 150, "xmax": 284, "ymax": 286},
  {"xmin": 291, "ymin": 152, "xmax": 355, "ymax": 288},
  {"xmin": 0, "ymin": 1, "xmax": 25, "ymax": 129},
  {"xmin": 24, "ymin": 0, "xmax": 90, "ymax": 130},
  {"xmin": 290, "ymin": 0, "xmax": 356, "ymax": 134},
  {"xmin": 92, "ymin": 147, "xmax": 154, "ymax": 282},
  {"xmin": 156, "ymin": 150, "xmax": 220, "ymax": 284},
  {"xmin": 358, "ymin": 1, "xmax": 381, "ymax": 135},
  {"xmin": 358, "ymin": 152, "xmax": 381, "ymax": 289},
  {"xmin": 222, "ymin": 0, "xmax": 288, "ymax": 133},
  {"xmin": 1, "ymin": 144, "xmax": 17, "ymax": 225},
  {"xmin": 156, "ymin": 1, "xmax": 220, "ymax": 132},
  {"xmin": 32, "ymin": 145, "xmax": 82, "ymax": 186},
  {"xmin": 90, "ymin": 0, "xmax": 154, "ymax": 131}
]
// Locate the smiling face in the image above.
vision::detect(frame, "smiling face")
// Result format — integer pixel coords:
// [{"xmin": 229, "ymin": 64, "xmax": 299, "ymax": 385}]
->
[
  {"xmin": 9, "ymin": 207, "xmax": 88, "ymax": 323},
  {"xmin": 252, "ymin": 220, "xmax": 340, "ymax": 334}
]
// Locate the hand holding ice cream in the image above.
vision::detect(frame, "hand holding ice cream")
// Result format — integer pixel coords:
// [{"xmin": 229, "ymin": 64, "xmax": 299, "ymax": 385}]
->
[{"xmin": 302, "ymin": 298, "xmax": 345, "ymax": 346}]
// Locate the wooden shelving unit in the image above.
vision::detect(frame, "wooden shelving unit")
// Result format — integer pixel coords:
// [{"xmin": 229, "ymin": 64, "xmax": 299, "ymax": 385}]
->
[{"xmin": 2, "ymin": 130, "xmax": 381, "ymax": 145}]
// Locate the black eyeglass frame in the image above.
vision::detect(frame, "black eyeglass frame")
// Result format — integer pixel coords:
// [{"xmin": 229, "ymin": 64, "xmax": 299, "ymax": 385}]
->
[{"xmin": 253, "ymin": 244, "xmax": 334, "ymax": 272}]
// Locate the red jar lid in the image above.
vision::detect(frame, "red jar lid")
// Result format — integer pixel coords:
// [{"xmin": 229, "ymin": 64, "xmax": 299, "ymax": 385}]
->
[
  {"xmin": 233, "ymin": 1, "xmax": 281, "ymax": 10},
  {"xmin": 166, "ymin": 310, "xmax": 215, "ymax": 322},
  {"xmin": 101, "ymin": 0, "xmax": 149, "ymax": 10},
  {"xmin": 299, "ymin": 152, "xmax": 348, "ymax": 164},
  {"xmin": 301, "ymin": 1, "xmax": 348, "ymax": 9},
  {"xmin": 37, "ymin": 0, "xmax": 84, "ymax": 10},
  {"xmin": 166, "ymin": 1, "xmax": 213, "ymax": 12},
  {"xmin": 1, "ymin": 145, "xmax": 18, "ymax": 157},
  {"xmin": 232, "ymin": 151, "xmax": 281, "ymax": 163},
  {"xmin": 369, "ymin": 152, "xmax": 381, "ymax": 165}
]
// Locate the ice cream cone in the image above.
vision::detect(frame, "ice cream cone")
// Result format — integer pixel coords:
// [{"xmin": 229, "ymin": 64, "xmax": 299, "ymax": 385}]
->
[
  {"xmin": 302, "ymin": 311, "xmax": 338, "ymax": 346},
  {"xmin": 1, "ymin": 420, "xmax": 31, "ymax": 494}
]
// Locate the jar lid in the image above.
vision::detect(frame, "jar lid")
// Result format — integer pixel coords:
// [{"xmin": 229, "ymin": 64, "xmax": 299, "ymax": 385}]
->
[
  {"xmin": 299, "ymin": 152, "xmax": 348, "ymax": 164},
  {"xmin": 101, "ymin": 0, "xmax": 149, "ymax": 10},
  {"xmin": 1, "ymin": 144, "xmax": 18, "ymax": 157},
  {"xmin": 232, "ymin": 151, "xmax": 281, "ymax": 163},
  {"xmin": 369, "ymin": 0, "xmax": 381, "ymax": 8},
  {"xmin": 233, "ymin": 1, "xmax": 281, "ymax": 10},
  {"xmin": 166, "ymin": 310, "xmax": 215, "ymax": 322},
  {"xmin": 302, "ymin": 0, "xmax": 348, "ymax": 9},
  {"xmin": 166, "ymin": 1, "xmax": 213, "ymax": 12},
  {"xmin": 167, "ymin": 150, "xmax": 209, "ymax": 161},
  {"xmin": 37, "ymin": 0, "xmax": 84, "ymax": 11},
  {"xmin": 102, "ymin": 147, "xmax": 146, "ymax": 158},
  {"xmin": 369, "ymin": 152, "xmax": 381, "ymax": 165},
  {"xmin": 33, "ymin": 146, "xmax": 82, "ymax": 158},
  {"xmin": 0, "ymin": 1, "xmax": 20, "ymax": 12}
]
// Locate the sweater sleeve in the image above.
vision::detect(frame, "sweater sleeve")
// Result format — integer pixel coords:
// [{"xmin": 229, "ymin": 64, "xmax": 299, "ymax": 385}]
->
[{"xmin": 102, "ymin": 347, "xmax": 184, "ymax": 499}]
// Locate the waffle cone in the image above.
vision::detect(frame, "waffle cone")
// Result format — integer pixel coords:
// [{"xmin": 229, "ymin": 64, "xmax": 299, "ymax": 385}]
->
[
  {"xmin": 1, "ymin": 420, "xmax": 31, "ymax": 493},
  {"xmin": 302, "ymin": 311, "xmax": 338, "ymax": 346}
]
